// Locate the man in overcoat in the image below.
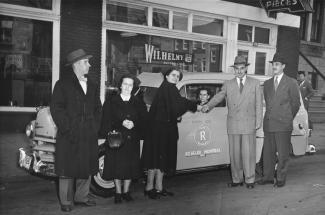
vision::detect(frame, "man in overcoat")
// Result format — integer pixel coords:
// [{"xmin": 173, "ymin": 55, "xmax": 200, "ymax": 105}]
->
[
  {"xmin": 50, "ymin": 49, "xmax": 102, "ymax": 212},
  {"xmin": 298, "ymin": 71, "xmax": 313, "ymax": 111},
  {"xmin": 202, "ymin": 56, "xmax": 263, "ymax": 189},
  {"xmin": 259, "ymin": 53, "xmax": 300, "ymax": 187}
]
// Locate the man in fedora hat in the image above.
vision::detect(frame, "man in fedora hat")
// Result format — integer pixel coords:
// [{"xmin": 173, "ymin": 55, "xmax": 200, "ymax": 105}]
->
[
  {"xmin": 258, "ymin": 52, "xmax": 300, "ymax": 187},
  {"xmin": 50, "ymin": 49, "xmax": 102, "ymax": 212},
  {"xmin": 202, "ymin": 55, "xmax": 263, "ymax": 189}
]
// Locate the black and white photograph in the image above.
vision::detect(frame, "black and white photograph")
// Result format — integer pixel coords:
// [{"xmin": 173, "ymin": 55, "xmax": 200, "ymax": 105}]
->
[{"xmin": 0, "ymin": 0, "xmax": 324, "ymax": 214}]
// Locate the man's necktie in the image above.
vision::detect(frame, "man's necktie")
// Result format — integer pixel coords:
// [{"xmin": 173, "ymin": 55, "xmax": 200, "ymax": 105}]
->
[
  {"xmin": 240, "ymin": 78, "xmax": 244, "ymax": 94},
  {"xmin": 274, "ymin": 76, "xmax": 279, "ymax": 91}
]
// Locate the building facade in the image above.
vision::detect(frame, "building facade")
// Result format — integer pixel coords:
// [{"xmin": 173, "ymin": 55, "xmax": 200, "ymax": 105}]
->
[
  {"xmin": 298, "ymin": 0, "xmax": 325, "ymax": 94},
  {"xmin": 0, "ymin": 0, "xmax": 301, "ymax": 130}
]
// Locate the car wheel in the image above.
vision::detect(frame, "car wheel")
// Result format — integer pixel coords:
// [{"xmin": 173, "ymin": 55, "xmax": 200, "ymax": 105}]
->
[{"xmin": 90, "ymin": 151, "xmax": 115, "ymax": 198}]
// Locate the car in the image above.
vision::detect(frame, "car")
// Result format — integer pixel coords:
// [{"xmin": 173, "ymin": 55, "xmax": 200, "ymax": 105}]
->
[{"xmin": 18, "ymin": 72, "xmax": 313, "ymax": 197}]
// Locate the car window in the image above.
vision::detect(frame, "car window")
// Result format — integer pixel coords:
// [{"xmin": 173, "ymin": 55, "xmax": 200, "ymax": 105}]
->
[{"xmin": 182, "ymin": 83, "xmax": 226, "ymax": 107}]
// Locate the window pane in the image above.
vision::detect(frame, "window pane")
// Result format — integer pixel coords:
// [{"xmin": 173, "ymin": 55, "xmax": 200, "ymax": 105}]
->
[
  {"xmin": 153, "ymin": 8, "xmax": 169, "ymax": 28},
  {"xmin": 173, "ymin": 12, "xmax": 187, "ymax": 31},
  {"xmin": 310, "ymin": 0, "xmax": 324, "ymax": 42},
  {"xmin": 106, "ymin": 30, "xmax": 223, "ymax": 88},
  {"xmin": 0, "ymin": 15, "xmax": 52, "ymax": 106},
  {"xmin": 106, "ymin": 1, "xmax": 147, "ymax": 25},
  {"xmin": 238, "ymin": 24, "xmax": 252, "ymax": 42},
  {"xmin": 0, "ymin": 0, "xmax": 52, "ymax": 10},
  {"xmin": 255, "ymin": 27, "xmax": 270, "ymax": 44},
  {"xmin": 255, "ymin": 52, "xmax": 266, "ymax": 75},
  {"xmin": 192, "ymin": 15, "xmax": 223, "ymax": 36}
]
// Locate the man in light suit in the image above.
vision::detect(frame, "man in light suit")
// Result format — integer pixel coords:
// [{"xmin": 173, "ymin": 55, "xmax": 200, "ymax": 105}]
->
[
  {"xmin": 202, "ymin": 56, "xmax": 263, "ymax": 189},
  {"xmin": 259, "ymin": 53, "xmax": 300, "ymax": 187}
]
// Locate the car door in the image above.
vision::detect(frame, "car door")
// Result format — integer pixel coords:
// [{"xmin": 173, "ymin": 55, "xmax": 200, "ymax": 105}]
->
[{"xmin": 176, "ymin": 81, "xmax": 230, "ymax": 171}]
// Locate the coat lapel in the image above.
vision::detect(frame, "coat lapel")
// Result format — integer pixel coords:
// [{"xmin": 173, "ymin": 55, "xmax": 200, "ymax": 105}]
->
[{"xmin": 237, "ymin": 77, "xmax": 252, "ymax": 107}]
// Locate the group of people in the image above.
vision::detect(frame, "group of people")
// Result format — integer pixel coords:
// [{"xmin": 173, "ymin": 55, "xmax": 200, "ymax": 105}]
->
[{"xmin": 50, "ymin": 48, "xmax": 304, "ymax": 212}]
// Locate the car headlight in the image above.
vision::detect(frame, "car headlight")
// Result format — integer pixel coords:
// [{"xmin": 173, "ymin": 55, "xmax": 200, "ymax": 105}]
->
[{"xmin": 25, "ymin": 121, "xmax": 35, "ymax": 138}]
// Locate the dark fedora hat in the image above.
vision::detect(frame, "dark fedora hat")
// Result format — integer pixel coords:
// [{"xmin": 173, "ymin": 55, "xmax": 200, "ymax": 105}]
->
[
  {"xmin": 230, "ymin": 55, "xmax": 250, "ymax": 67},
  {"xmin": 65, "ymin": 49, "xmax": 92, "ymax": 66},
  {"xmin": 269, "ymin": 52, "xmax": 286, "ymax": 64}
]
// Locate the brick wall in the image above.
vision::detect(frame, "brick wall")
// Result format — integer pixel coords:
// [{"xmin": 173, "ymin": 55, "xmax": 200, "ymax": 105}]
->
[
  {"xmin": 60, "ymin": 0, "xmax": 102, "ymax": 85},
  {"xmin": 277, "ymin": 26, "xmax": 300, "ymax": 79}
]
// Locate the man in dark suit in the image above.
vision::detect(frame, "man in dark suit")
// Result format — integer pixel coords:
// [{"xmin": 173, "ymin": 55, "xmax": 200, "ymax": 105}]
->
[
  {"xmin": 298, "ymin": 71, "xmax": 314, "ymax": 110},
  {"xmin": 50, "ymin": 49, "xmax": 102, "ymax": 212},
  {"xmin": 259, "ymin": 53, "xmax": 300, "ymax": 187}
]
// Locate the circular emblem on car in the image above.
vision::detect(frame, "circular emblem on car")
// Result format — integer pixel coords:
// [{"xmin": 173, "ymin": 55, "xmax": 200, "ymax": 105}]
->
[{"xmin": 195, "ymin": 126, "xmax": 211, "ymax": 146}]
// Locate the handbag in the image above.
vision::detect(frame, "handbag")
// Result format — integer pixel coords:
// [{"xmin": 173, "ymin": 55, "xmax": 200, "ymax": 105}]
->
[{"xmin": 106, "ymin": 130, "xmax": 124, "ymax": 149}]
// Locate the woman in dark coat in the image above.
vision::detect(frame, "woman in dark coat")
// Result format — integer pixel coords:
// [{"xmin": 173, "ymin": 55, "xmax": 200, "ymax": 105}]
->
[
  {"xmin": 142, "ymin": 68, "xmax": 198, "ymax": 199},
  {"xmin": 99, "ymin": 74, "xmax": 147, "ymax": 204}
]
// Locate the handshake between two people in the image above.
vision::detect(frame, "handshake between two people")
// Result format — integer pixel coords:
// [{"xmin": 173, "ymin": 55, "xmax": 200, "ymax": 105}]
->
[{"xmin": 196, "ymin": 105, "xmax": 210, "ymax": 113}]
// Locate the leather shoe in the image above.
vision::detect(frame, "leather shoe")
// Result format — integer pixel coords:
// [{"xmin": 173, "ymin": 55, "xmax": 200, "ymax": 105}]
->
[
  {"xmin": 227, "ymin": 182, "xmax": 244, "ymax": 187},
  {"xmin": 275, "ymin": 181, "xmax": 285, "ymax": 187},
  {"xmin": 144, "ymin": 189, "xmax": 159, "ymax": 199},
  {"xmin": 246, "ymin": 183, "xmax": 254, "ymax": 189},
  {"xmin": 156, "ymin": 189, "xmax": 174, "ymax": 196},
  {"xmin": 74, "ymin": 199, "xmax": 96, "ymax": 207},
  {"xmin": 114, "ymin": 193, "xmax": 122, "ymax": 204},
  {"xmin": 122, "ymin": 192, "xmax": 134, "ymax": 202},
  {"xmin": 60, "ymin": 204, "xmax": 72, "ymax": 212},
  {"xmin": 257, "ymin": 180, "xmax": 274, "ymax": 185}
]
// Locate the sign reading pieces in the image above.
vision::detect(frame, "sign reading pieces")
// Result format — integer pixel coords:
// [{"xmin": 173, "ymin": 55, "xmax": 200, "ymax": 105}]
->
[
  {"xmin": 145, "ymin": 44, "xmax": 193, "ymax": 65},
  {"xmin": 260, "ymin": 0, "xmax": 305, "ymax": 13}
]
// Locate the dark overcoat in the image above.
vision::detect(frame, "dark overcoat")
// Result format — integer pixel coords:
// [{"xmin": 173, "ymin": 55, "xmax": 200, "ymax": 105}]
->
[
  {"xmin": 263, "ymin": 74, "xmax": 300, "ymax": 132},
  {"xmin": 142, "ymin": 80, "xmax": 197, "ymax": 174},
  {"xmin": 299, "ymin": 80, "xmax": 313, "ymax": 110},
  {"xmin": 50, "ymin": 72, "xmax": 102, "ymax": 179},
  {"xmin": 99, "ymin": 94, "xmax": 147, "ymax": 180}
]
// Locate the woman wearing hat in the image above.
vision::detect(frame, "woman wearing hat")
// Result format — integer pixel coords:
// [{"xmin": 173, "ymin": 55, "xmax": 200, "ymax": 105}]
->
[
  {"xmin": 142, "ymin": 68, "xmax": 199, "ymax": 199},
  {"xmin": 99, "ymin": 74, "xmax": 148, "ymax": 203}
]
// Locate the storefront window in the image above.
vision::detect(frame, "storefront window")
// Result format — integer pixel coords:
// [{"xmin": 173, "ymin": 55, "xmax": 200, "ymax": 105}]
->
[
  {"xmin": 255, "ymin": 27, "xmax": 269, "ymax": 44},
  {"xmin": 192, "ymin": 15, "xmax": 223, "ymax": 36},
  {"xmin": 106, "ymin": 1, "xmax": 147, "ymax": 25},
  {"xmin": 173, "ymin": 11, "xmax": 187, "ymax": 31},
  {"xmin": 238, "ymin": 24, "xmax": 252, "ymax": 42},
  {"xmin": 153, "ymin": 8, "xmax": 169, "ymax": 28},
  {"xmin": 0, "ymin": 15, "xmax": 52, "ymax": 106},
  {"xmin": 106, "ymin": 30, "xmax": 223, "ymax": 86},
  {"xmin": 255, "ymin": 52, "xmax": 266, "ymax": 75},
  {"xmin": 310, "ymin": 0, "xmax": 324, "ymax": 42},
  {"xmin": 0, "ymin": 0, "xmax": 52, "ymax": 10}
]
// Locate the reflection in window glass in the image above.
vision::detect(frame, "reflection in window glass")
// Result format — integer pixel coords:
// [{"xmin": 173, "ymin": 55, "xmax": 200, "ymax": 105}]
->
[
  {"xmin": 153, "ymin": 8, "xmax": 169, "ymax": 28},
  {"xmin": 106, "ymin": 30, "xmax": 223, "ymax": 88},
  {"xmin": 192, "ymin": 15, "xmax": 223, "ymax": 36},
  {"xmin": 238, "ymin": 24, "xmax": 252, "ymax": 42},
  {"xmin": 255, "ymin": 52, "xmax": 266, "ymax": 75},
  {"xmin": 173, "ymin": 12, "xmax": 187, "ymax": 31},
  {"xmin": 255, "ymin": 27, "xmax": 270, "ymax": 44},
  {"xmin": 0, "ymin": 15, "xmax": 52, "ymax": 106},
  {"xmin": 0, "ymin": 0, "xmax": 52, "ymax": 10},
  {"xmin": 106, "ymin": 1, "xmax": 147, "ymax": 25}
]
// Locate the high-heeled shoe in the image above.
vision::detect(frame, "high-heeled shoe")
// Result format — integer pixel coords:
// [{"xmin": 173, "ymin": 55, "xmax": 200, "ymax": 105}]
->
[
  {"xmin": 144, "ymin": 189, "xmax": 159, "ymax": 199},
  {"xmin": 121, "ymin": 192, "xmax": 134, "ymax": 202},
  {"xmin": 156, "ymin": 189, "xmax": 174, "ymax": 197},
  {"xmin": 114, "ymin": 193, "xmax": 122, "ymax": 204}
]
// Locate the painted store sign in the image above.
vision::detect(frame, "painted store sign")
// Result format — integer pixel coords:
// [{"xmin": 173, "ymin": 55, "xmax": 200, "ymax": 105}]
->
[{"xmin": 145, "ymin": 44, "xmax": 193, "ymax": 64}]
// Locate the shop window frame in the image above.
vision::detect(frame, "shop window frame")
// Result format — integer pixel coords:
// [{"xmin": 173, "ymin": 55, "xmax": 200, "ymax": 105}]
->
[{"xmin": 0, "ymin": 0, "xmax": 60, "ymax": 111}]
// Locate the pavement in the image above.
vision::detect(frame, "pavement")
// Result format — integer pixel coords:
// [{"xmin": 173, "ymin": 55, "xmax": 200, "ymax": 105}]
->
[{"xmin": 0, "ymin": 124, "xmax": 325, "ymax": 215}]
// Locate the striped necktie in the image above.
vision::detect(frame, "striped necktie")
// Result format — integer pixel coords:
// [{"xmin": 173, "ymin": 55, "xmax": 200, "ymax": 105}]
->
[{"xmin": 274, "ymin": 76, "xmax": 279, "ymax": 91}]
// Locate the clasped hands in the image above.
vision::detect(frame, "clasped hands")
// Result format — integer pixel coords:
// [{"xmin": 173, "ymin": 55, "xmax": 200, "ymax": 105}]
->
[
  {"xmin": 122, "ymin": 119, "xmax": 134, "ymax": 130},
  {"xmin": 197, "ymin": 105, "xmax": 210, "ymax": 113}
]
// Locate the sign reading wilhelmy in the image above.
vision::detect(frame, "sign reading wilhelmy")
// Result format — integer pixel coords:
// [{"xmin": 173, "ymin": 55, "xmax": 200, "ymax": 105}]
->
[
  {"xmin": 260, "ymin": 0, "xmax": 305, "ymax": 13},
  {"xmin": 145, "ymin": 44, "xmax": 193, "ymax": 64}
]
